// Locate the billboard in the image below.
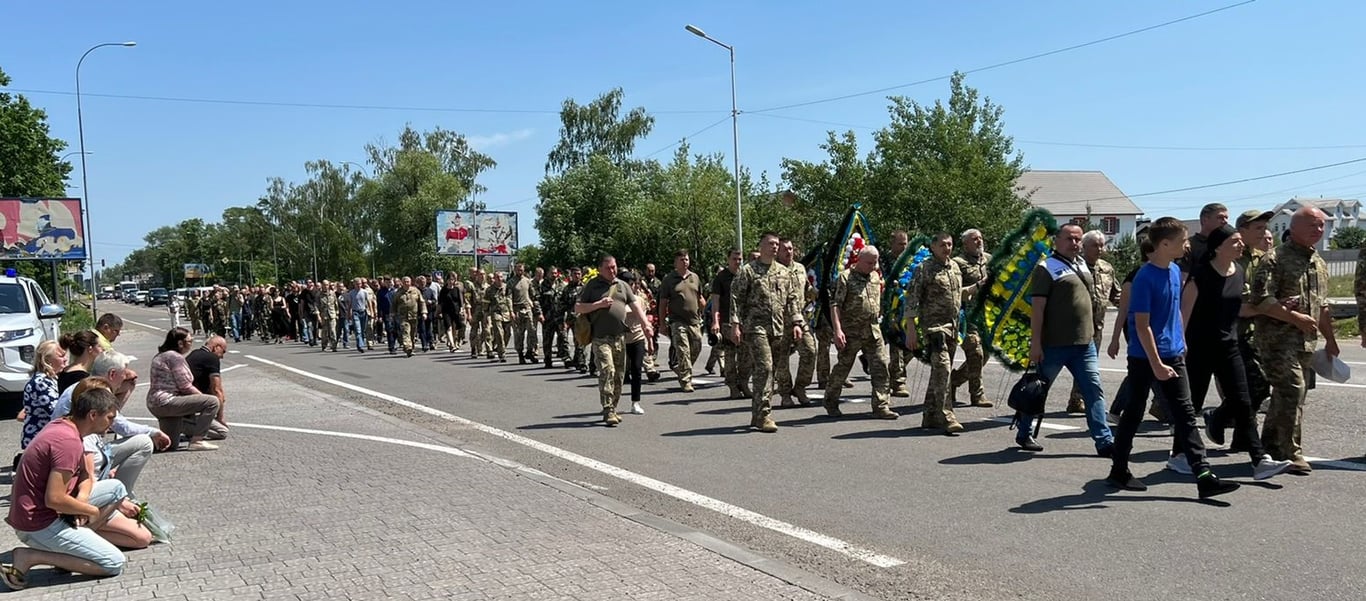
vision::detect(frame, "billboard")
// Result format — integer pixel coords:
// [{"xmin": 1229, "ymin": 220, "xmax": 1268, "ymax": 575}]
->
[
  {"xmin": 436, "ymin": 210, "xmax": 518, "ymax": 256},
  {"xmin": 184, "ymin": 263, "xmax": 213, "ymax": 279},
  {"xmin": 0, "ymin": 198, "xmax": 86, "ymax": 260}
]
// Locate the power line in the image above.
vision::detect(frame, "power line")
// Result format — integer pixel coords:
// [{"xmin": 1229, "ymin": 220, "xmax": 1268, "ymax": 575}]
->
[
  {"xmin": 1068, "ymin": 156, "xmax": 1366, "ymax": 204},
  {"xmin": 641, "ymin": 116, "xmax": 732, "ymax": 159},
  {"xmin": 750, "ymin": 0, "xmax": 1256, "ymax": 113},
  {"xmin": 9, "ymin": 87, "xmax": 724, "ymax": 116},
  {"xmin": 1141, "ymin": 168, "xmax": 1366, "ymax": 206}
]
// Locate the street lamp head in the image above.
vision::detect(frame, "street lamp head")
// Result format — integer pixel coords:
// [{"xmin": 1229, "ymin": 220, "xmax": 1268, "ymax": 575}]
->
[
  {"xmin": 685, "ymin": 24, "xmax": 707, "ymax": 38},
  {"xmin": 121, "ymin": 41, "xmax": 137, "ymax": 47}
]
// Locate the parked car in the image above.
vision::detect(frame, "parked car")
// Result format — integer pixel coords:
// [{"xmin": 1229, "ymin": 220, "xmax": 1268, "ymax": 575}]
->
[
  {"xmin": 146, "ymin": 288, "xmax": 170, "ymax": 306},
  {"xmin": 134, "ymin": 290, "xmax": 149, "ymax": 304},
  {"xmin": 0, "ymin": 269, "xmax": 63, "ymax": 396}
]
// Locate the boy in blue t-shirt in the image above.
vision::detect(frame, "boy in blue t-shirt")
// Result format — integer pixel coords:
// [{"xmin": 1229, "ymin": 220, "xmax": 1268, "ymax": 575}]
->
[{"xmin": 1107, "ymin": 217, "xmax": 1239, "ymax": 500}]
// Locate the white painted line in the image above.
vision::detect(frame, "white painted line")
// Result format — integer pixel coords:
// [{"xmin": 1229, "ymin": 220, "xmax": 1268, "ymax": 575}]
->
[
  {"xmin": 122, "ymin": 318, "xmax": 163, "ymax": 331},
  {"xmin": 242, "ymin": 353, "xmax": 906, "ymax": 568},
  {"xmin": 573, "ymin": 480, "xmax": 610, "ymax": 492},
  {"xmin": 986, "ymin": 416, "xmax": 1081, "ymax": 431},
  {"xmin": 222, "ymin": 364, "xmax": 246, "ymax": 373},
  {"xmin": 1303, "ymin": 456, "xmax": 1366, "ymax": 472},
  {"xmin": 125, "ymin": 417, "xmax": 474, "ymax": 460},
  {"xmin": 228, "ymin": 350, "xmax": 242, "ymax": 354},
  {"xmin": 1100, "ymin": 366, "xmax": 1366, "ymax": 389}
]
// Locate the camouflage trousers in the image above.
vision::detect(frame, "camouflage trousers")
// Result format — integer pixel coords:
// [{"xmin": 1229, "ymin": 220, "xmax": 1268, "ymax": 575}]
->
[
  {"xmin": 1240, "ymin": 335, "xmax": 1270, "ymax": 413},
  {"xmin": 823, "ymin": 332, "xmax": 891, "ymax": 412},
  {"xmin": 1260, "ymin": 348, "xmax": 1312, "ymax": 461},
  {"xmin": 397, "ymin": 316, "xmax": 419, "ymax": 353},
  {"xmin": 775, "ymin": 328, "xmax": 816, "ymax": 396},
  {"xmin": 512, "ymin": 308, "xmax": 538, "ymax": 357},
  {"xmin": 468, "ymin": 310, "xmax": 487, "ymax": 356},
  {"xmin": 670, "ymin": 321, "xmax": 702, "ymax": 385},
  {"xmin": 591, "ymin": 335, "xmax": 626, "ymax": 411},
  {"xmin": 722, "ymin": 338, "xmax": 753, "ymax": 393},
  {"xmin": 743, "ymin": 328, "xmax": 787, "ymax": 420},
  {"xmin": 487, "ymin": 316, "xmax": 507, "ymax": 358},
  {"xmin": 889, "ymin": 344, "xmax": 911, "ymax": 391},
  {"xmin": 318, "ymin": 317, "xmax": 337, "ymax": 350},
  {"xmin": 921, "ymin": 330, "xmax": 959, "ymax": 425},
  {"xmin": 815, "ymin": 323, "xmax": 833, "ymax": 387},
  {"xmin": 950, "ymin": 331, "xmax": 987, "ymax": 405}
]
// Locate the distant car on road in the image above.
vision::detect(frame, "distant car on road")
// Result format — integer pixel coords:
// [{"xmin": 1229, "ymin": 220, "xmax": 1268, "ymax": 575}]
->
[
  {"xmin": 134, "ymin": 290, "xmax": 148, "ymax": 304},
  {"xmin": 146, "ymin": 288, "xmax": 170, "ymax": 306},
  {"xmin": 0, "ymin": 270, "xmax": 64, "ymax": 396}
]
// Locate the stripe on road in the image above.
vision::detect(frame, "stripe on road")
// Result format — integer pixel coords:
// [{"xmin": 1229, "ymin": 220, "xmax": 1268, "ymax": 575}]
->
[{"xmin": 243, "ymin": 353, "xmax": 907, "ymax": 568}]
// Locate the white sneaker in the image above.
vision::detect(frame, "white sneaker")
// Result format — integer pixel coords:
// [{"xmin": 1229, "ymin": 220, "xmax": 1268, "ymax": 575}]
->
[
  {"xmin": 1253, "ymin": 455, "xmax": 1292, "ymax": 481},
  {"xmin": 186, "ymin": 441, "xmax": 219, "ymax": 452},
  {"xmin": 1165, "ymin": 453, "xmax": 1193, "ymax": 475},
  {"xmin": 630, "ymin": 402, "xmax": 645, "ymax": 415}
]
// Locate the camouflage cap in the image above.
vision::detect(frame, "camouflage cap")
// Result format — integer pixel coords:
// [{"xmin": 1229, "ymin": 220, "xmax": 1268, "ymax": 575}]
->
[{"xmin": 1236, "ymin": 209, "xmax": 1274, "ymax": 229}]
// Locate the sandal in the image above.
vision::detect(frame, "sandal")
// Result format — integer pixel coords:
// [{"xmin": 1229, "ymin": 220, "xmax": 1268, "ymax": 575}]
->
[{"xmin": 0, "ymin": 563, "xmax": 27, "ymax": 590}]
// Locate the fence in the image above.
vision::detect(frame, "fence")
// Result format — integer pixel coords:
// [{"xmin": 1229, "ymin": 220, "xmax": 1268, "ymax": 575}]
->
[{"xmin": 1324, "ymin": 249, "xmax": 1359, "ymax": 278}]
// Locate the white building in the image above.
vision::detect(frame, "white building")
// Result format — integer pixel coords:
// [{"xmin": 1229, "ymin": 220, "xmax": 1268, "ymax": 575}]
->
[
  {"xmin": 1267, "ymin": 197, "xmax": 1361, "ymax": 251},
  {"xmin": 1015, "ymin": 170, "xmax": 1143, "ymax": 246}
]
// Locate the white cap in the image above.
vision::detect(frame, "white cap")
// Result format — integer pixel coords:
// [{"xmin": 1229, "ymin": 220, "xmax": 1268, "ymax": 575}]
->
[{"xmin": 1312, "ymin": 349, "xmax": 1351, "ymax": 383}]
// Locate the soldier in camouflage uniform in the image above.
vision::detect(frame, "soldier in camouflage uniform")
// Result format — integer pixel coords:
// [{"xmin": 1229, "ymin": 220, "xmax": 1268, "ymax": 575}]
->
[
  {"xmin": 1068, "ymin": 230, "xmax": 1122, "ymax": 412},
  {"xmin": 317, "ymin": 280, "xmax": 339, "ymax": 352},
  {"xmin": 710, "ymin": 249, "xmax": 752, "ymax": 399},
  {"xmin": 730, "ymin": 233, "xmax": 805, "ymax": 433},
  {"xmin": 393, "ymin": 276, "xmax": 427, "ymax": 358},
  {"xmin": 561, "ymin": 267, "xmax": 587, "ymax": 372},
  {"xmin": 540, "ymin": 267, "xmax": 568, "ymax": 368},
  {"xmin": 823, "ymin": 246, "xmax": 898, "ymax": 420},
  {"xmin": 468, "ymin": 270, "xmax": 490, "ymax": 359},
  {"xmin": 775, "ymin": 239, "xmax": 818, "ymax": 406},
  {"xmin": 949, "ymin": 228, "xmax": 994, "ymax": 408},
  {"xmin": 1236, "ymin": 210, "xmax": 1275, "ymax": 414},
  {"xmin": 187, "ymin": 291, "xmax": 202, "ymax": 335},
  {"xmin": 658, "ymin": 250, "xmax": 705, "ymax": 393},
  {"xmin": 507, "ymin": 263, "xmax": 542, "ymax": 364},
  {"xmin": 1250, "ymin": 206, "xmax": 1337, "ymax": 474},
  {"xmin": 909, "ymin": 234, "xmax": 980, "ymax": 433},
  {"xmin": 210, "ymin": 288, "xmax": 229, "ymax": 337},
  {"xmin": 881, "ymin": 231, "xmax": 912, "ymax": 397},
  {"xmin": 484, "ymin": 271, "xmax": 511, "ymax": 362},
  {"xmin": 576, "ymin": 256, "xmax": 653, "ymax": 426}
]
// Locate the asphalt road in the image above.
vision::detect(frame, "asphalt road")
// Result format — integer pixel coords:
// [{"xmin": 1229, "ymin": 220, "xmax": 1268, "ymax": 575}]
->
[{"xmin": 112, "ymin": 303, "xmax": 1366, "ymax": 601}]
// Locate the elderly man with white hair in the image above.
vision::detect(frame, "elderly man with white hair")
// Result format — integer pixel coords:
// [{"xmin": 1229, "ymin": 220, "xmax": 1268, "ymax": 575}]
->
[
  {"xmin": 1067, "ymin": 229, "xmax": 1122, "ymax": 413},
  {"xmin": 53, "ymin": 351, "xmax": 172, "ymax": 494}
]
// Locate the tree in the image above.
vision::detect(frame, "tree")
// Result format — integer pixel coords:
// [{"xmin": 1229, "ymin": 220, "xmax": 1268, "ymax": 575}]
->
[
  {"xmin": 1106, "ymin": 234, "xmax": 1141, "ymax": 283},
  {"xmin": 780, "ymin": 130, "xmax": 870, "ymax": 251},
  {"xmin": 866, "ymin": 72, "xmax": 1028, "ymax": 244},
  {"xmin": 1332, "ymin": 225, "xmax": 1366, "ymax": 250},
  {"xmin": 514, "ymin": 244, "xmax": 543, "ymax": 269},
  {"xmin": 0, "ymin": 68, "xmax": 71, "ymax": 197},
  {"xmin": 624, "ymin": 144, "xmax": 740, "ymax": 272},
  {"xmin": 545, "ymin": 88, "xmax": 654, "ymax": 174},
  {"xmin": 535, "ymin": 155, "xmax": 644, "ymax": 269}
]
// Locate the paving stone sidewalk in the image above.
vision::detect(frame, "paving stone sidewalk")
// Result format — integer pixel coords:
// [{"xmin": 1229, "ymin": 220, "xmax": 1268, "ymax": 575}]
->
[{"xmin": 0, "ymin": 337, "xmax": 863, "ymax": 600}]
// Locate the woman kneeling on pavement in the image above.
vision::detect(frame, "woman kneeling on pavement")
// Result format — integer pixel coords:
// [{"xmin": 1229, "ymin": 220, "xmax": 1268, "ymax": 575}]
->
[
  {"xmin": 146, "ymin": 327, "xmax": 221, "ymax": 451},
  {"xmin": 2, "ymin": 380, "xmax": 151, "ymax": 590}
]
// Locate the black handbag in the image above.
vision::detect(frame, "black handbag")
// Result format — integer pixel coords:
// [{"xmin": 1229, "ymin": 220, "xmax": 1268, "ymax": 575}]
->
[{"xmin": 1007, "ymin": 368, "xmax": 1051, "ymax": 438}]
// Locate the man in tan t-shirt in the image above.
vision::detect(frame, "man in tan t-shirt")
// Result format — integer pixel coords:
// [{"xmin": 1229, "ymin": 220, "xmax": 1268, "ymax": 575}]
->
[
  {"xmin": 576, "ymin": 255, "xmax": 654, "ymax": 426},
  {"xmin": 659, "ymin": 249, "xmax": 705, "ymax": 392}
]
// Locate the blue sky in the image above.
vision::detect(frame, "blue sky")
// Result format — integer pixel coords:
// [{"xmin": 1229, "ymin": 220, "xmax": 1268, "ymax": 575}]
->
[{"xmin": 4, "ymin": 0, "xmax": 1364, "ymax": 271}]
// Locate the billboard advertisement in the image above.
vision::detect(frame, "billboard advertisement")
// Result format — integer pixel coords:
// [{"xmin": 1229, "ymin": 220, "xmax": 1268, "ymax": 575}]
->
[
  {"xmin": 0, "ymin": 198, "xmax": 86, "ymax": 260},
  {"xmin": 184, "ymin": 263, "xmax": 213, "ymax": 279},
  {"xmin": 436, "ymin": 210, "xmax": 517, "ymax": 256}
]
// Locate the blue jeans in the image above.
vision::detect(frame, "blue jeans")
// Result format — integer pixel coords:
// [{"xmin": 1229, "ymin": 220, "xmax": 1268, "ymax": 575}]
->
[
  {"xmin": 1019, "ymin": 343, "xmax": 1114, "ymax": 448},
  {"xmin": 15, "ymin": 479, "xmax": 128, "ymax": 574},
  {"xmin": 419, "ymin": 316, "xmax": 434, "ymax": 350},
  {"xmin": 386, "ymin": 316, "xmax": 398, "ymax": 352},
  {"xmin": 229, "ymin": 310, "xmax": 242, "ymax": 341},
  {"xmin": 351, "ymin": 312, "xmax": 369, "ymax": 350}
]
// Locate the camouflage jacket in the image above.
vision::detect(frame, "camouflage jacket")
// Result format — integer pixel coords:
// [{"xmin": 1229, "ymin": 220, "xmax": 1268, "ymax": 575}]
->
[
  {"xmin": 1238, "ymin": 247, "xmax": 1266, "ymax": 338},
  {"xmin": 831, "ymin": 269, "xmax": 883, "ymax": 340},
  {"xmin": 317, "ymin": 289, "xmax": 339, "ymax": 320},
  {"xmin": 393, "ymin": 287, "xmax": 426, "ymax": 319},
  {"xmin": 507, "ymin": 274, "xmax": 541, "ymax": 318},
  {"xmin": 469, "ymin": 281, "xmax": 489, "ymax": 316},
  {"xmin": 907, "ymin": 257, "xmax": 964, "ymax": 333},
  {"xmin": 485, "ymin": 283, "xmax": 511, "ymax": 320},
  {"xmin": 730, "ymin": 260, "xmax": 803, "ymax": 334},
  {"xmin": 784, "ymin": 260, "xmax": 817, "ymax": 326},
  {"xmin": 1087, "ymin": 257, "xmax": 1121, "ymax": 334},
  {"xmin": 540, "ymin": 278, "xmax": 566, "ymax": 323},
  {"xmin": 1250, "ymin": 241, "xmax": 1328, "ymax": 353}
]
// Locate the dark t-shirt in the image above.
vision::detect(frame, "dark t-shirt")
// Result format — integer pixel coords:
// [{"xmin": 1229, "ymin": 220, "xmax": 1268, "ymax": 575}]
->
[
  {"xmin": 659, "ymin": 270, "xmax": 703, "ymax": 323},
  {"xmin": 56, "ymin": 369, "xmax": 89, "ymax": 394},
  {"xmin": 301, "ymin": 289, "xmax": 318, "ymax": 317},
  {"xmin": 1029, "ymin": 254, "xmax": 1095, "ymax": 347},
  {"xmin": 578, "ymin": 277, "xmax": 636, "ymax": 338},
  {"xmin": 709, "ymin": 268, "xmax": 736, "ymax": 323},
  {"xmin": 186, "ymin": 347, "xmax": 221, "ymax": 395},
  {"xmin": 439, "ymin": 286, "xmax": 464, "ymax": 316},
  {"xmin": 1188, "ymin": 262, "xmax": 1244, "ymax": 345}
]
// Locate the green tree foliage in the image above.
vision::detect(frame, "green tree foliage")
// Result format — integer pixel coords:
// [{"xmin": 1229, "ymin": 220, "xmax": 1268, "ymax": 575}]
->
[
  {"xmin": 866, "ymin": 72, "xmax": 1028, "ymax": 244},
  {"xmin": 1332, "ymin": 225, "xmax": 1366, "ymax": 250},
  {"xmin": 0, "ymin": 68, "xmax": 71, "ymax": 198},
  {"xmin": 779, "ymin": 131, "xmax": 870, "ymax": 252},
  {"xmin": 545, "ymin": 88, "xmax": 654, "ymax": 174},
  {"xmin": 536, "ymin": 154, "xmax": 643, "ymax": 269},
  {"xmin": 1106, "ymin": 234, "xmax": 1141, "ymax": 283}
]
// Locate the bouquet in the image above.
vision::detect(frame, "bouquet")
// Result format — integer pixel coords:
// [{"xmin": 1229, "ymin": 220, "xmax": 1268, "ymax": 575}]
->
[{"xmin": 136, "ymin": 501, "xmax": 176, "ymax": 543}]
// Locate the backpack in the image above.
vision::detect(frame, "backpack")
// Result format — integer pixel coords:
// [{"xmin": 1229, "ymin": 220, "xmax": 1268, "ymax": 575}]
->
[
  {"xmin": 574, "ymin": 281, "xmax": 624, "ymax": 346},
  {"xmin": 1007, "ymin": 368, "xmax": 1051, "ymax": 438}
]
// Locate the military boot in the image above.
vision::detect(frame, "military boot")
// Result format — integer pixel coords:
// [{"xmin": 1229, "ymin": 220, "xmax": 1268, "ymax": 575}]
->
[
  {"xmin": 1066, "ymin": 396, "xmax": 1085, "ymax": 414},
  {"xmin": 779, "ymin": 394, "xmax": 795, "ymax": 407},
  {"xmin": 871, "ymin": 406, "xmax": 899, "ymax": 420},
  {"xmin": 793, "ymin": 389, "xmax": 816, "ymax": 406},
  {"xmin": 728, "ymin": 385, "xmax": 744, "ymax": 399},
  {"xmin": 891, "ymin": 385, "xmax": 911, "ymax": 398},
  {"xmin": 603, "ymin": 409, "xmax": 621, "ymax": 427},
  {"xmin": 944, "ymin": 415, "xmax": 965, "ymax": 434},
  {"xmin": 751, "ymin": 415, "xmax": 778, "ymax": 433},
  {"xmin": 970, "ymin": 396, "xmax": 995, "ymax": 408},
  {"xmin": 822, "ymin": 397, "xmax": 843, "ymax": 418}
]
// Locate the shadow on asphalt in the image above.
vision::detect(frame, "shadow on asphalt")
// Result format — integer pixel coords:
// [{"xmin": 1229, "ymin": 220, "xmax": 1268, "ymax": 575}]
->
[
  {"xmin": 659, "ymin": 425, "xmax": 754, "ymax": 437},
  {"xmin": 1009, "ymin": 478, "xmax": 1231, "ymax": 514}
]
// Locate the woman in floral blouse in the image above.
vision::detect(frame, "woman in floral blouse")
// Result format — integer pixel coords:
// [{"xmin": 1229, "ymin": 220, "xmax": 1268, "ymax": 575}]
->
[{"xmin": 145, "ymin": 328, "xmax": 220, "ymax": 451}]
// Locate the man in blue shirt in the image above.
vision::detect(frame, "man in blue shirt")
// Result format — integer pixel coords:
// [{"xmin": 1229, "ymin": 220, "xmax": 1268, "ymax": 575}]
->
[{"xmin": 1107, "ymin": 217, "xmax": 1240, "ymax": 499}]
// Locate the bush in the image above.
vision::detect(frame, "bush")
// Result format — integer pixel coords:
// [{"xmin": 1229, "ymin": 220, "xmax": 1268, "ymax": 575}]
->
[
  {"xmin": 60, "ymin": 300, "xmax": 95, "ymax": 334},
  {"xmin": 1332, "ymin": 226, "xmax": 1366, "ymax": 250}
]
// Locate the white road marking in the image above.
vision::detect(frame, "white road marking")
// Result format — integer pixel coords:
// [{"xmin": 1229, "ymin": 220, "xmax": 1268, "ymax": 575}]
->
[
  {"xmin": 1303, "ymin": 456, "xmax": 1366, "ymax": 472},
  {"xmin": 1099, "ymin": 366, "xmax": 1366, "ymax": 389},
  {"xmin": 122, "ymin": 318, "xmax": 162, "ymax": 331},
  {"xmin": 223, "ymin": 364, "xmax": 246, "ymax": 373},
  {"xmin": 124, "ymin": 417, "xmax": 474, "ymax": 459},
  {"xmin": 573, "ymin": 480, "xmax": 610, "ymax": 492},
  {"xmin": 242, "ymin": 353, "xmax": 907, "ymax": 568}
]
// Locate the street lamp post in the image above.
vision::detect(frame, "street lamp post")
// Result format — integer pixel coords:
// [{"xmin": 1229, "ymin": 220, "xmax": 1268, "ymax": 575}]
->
[
  {"xmin": 685, "ymin": 24, "xmax": 744, "ymax": 252},
  {"xmin": 77, "ymin": 41, "xmax": 136, "ymax": 316}
]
